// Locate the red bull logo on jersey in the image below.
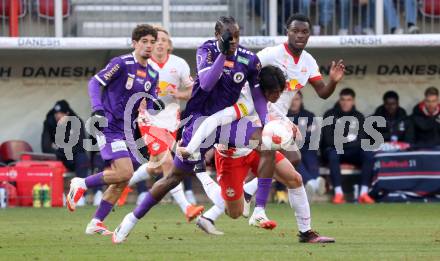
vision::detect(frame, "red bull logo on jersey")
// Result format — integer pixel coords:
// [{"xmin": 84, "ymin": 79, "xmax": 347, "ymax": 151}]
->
[
  {"xmin": 157, "ymin": 81, "xmax": 176, "ymax": 97},
  {"xmin": 287, "ymin": 79, "xmax": 304, "ymax": 91}
]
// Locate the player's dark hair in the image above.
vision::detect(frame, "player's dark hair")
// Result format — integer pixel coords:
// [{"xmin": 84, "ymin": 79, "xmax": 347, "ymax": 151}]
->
[
  {"xmin": 296, "ymin": 90, "xmax": 303, "ymax": 98},
  {"xmin": 340, "ymin": 88, "xmax": 356, "ymax": 98},
  {"xmin": 260, "ymin": 66, "xmax": 286, "ymax": 93},
  {"xmin": 383, "ymin": 91, "xmax": 399, "ymax": 102},
  {"xmin": 285, "ymin": 13, "xmax": 311, "ymax": 29},
  {"xmin": 132, "ymin": 24, "xmax": 157, "ymax": 41},
  {"xmin": 425, "ymin": 86, "xmax": 439, "ymax": 97},
  {"xmin": 215, "ymin": 16, "xmax": 237, "ymax": 35}
]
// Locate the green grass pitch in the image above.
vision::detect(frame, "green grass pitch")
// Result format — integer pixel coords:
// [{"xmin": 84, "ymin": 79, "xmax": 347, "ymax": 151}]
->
[{"xmin": 0, "ymin": 203, "xmax": 439, "ymax": 261}]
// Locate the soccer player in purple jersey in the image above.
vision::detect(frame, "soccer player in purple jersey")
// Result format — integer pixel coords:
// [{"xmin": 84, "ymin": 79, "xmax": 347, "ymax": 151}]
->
[
  {"xmin": 112, "ymin": 16, "xmax": 276, "ymax": 244},
  {"xmin": 66, "ymin": 24, "xmax": 164, "ymax": 235}
]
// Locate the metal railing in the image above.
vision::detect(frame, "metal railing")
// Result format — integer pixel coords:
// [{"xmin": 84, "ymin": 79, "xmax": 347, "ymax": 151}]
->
[{"xmin": 1, "ymin": 0, "xmax": 439, "ymax": 37}]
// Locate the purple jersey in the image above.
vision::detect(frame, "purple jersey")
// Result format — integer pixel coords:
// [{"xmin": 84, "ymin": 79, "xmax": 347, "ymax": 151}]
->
[
  {"xmin": 183, "ymin": 40, "xmax": 261, "ymax": 119},
  {"xmin": 93, "ymin": 52, "xmax": 159, "ymax": 133}
]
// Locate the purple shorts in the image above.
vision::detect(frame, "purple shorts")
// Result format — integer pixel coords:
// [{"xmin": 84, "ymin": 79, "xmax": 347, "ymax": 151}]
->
[
  {"xmin": 173, "ymin": 113, "xmax": 260, "ymax": 173},
  {"xmin": 99, "ymin": 131, "xmax": 143, "ymax": 170}
]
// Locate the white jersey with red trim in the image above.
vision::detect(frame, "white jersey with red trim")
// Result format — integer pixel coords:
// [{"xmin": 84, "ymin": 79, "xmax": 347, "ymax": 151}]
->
[
  {"xmin": 139, "ymin": 54, "xmax": 193, "ymax": 132},
  {"xmin": 257, "ymin": 43, "xmax": 322, "ymax": 115}
]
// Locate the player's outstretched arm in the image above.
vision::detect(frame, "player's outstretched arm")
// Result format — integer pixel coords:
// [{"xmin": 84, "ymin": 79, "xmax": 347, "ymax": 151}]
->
[
  {"xmin": 197, "ymin": 49, "xmax": 226, "ymax": 92},
  {"xmin": 311, "ymin": 59, "xmax": 345, "ymax": 99},
  {"xmin": 88, "ymin": 77, "xmax": 104, "ymax": 112}
]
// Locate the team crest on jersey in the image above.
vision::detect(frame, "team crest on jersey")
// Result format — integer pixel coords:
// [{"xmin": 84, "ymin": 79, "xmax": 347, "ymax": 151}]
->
[
  {"xmin": 144, "ymin": 81, "xmax": 152, "ymax": 92},
  {"xmin": 125, "ymin": 77, "xmax": 134, "ymax": 90},
  {"xmin": 226, "ymin": 187, "xmax": 235, "ymax": 198},
  {"xmin": 152, "ymin": 142, "xmax": 160, "ymax": 151},
  {"xmin": 233, "ymin": 72, "xmax": 244, "ymax": 83}
]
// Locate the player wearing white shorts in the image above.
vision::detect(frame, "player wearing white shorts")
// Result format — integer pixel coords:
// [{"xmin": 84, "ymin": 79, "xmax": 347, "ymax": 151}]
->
[{"xmin": 127, "ymin": 27, "xmax": 204, "ymax": 222}]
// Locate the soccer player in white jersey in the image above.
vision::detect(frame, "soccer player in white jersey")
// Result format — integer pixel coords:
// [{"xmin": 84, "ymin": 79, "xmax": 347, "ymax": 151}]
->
[{"xmin": 127, "ymin": 27, "xmax": 204, "ymax": 222}]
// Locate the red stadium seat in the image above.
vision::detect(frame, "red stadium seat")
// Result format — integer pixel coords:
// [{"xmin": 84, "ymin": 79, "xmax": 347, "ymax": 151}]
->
[
  {"xmin": 37, "ymin": 0, "xmax": 70, "ymax": 19},
  {"xmin": 0, "ymin": 140, "xmax": 33, "ymax": 164},
  {"xmin": 0, "ymin": 0, "xmax": 26, "ymax": 18},
  {"xmin": 420, "ymin": 0, "xmax": 440, "ymax": 18}
]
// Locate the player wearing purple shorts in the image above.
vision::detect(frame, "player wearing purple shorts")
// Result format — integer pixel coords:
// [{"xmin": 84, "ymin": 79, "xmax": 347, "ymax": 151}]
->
[
  {"xmin": 112, "ymin": 16, "xmax": 276, "ymax": 244},
  {"xmin": 66, "ymin": 24, "xmax": 164, "ymax": 236}
]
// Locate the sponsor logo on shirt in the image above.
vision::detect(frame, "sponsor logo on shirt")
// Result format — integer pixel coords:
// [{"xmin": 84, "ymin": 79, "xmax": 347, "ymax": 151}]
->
[
  {"xmin": 136, "ymin": 70, "xmax": 146, "ymax": 78},
  {"xmin": 148, "ymin": 69, "xmax": 157, "ymax": 78},
  {"xmin": 111, "ymin": 140, "xmax": 128, "ymax": 153},
  {"xmin": 125, "ymin": 77, "xmax": 134, "ymax": 90},
  {"xmin": 136, "ymin": 77, "xmax": 145, "ymax": 85},
  {"xmin": 103, "ymin": 64, "xmax": 120, "ymax": 81},
  {"xmin": 224, "ymin": 60, "xmax": 234, "ymax": 68},
  {"xmin": 287, "ymin": 79, "xmax": 304, "ymax": 91},
  {"xmin": 237, "ymin": 56, "xmax": 249, "ymax": 65},
  {"xmin": 144, "ymin": 81, "xmax": 152, "ymax": 92},
  {"xmin": 158, "ymin": 81, "xmax": 176, "ymax": 96},
  {"xmin": 233, "ymin": 72, "xmax": 245, "ymax": 83}
]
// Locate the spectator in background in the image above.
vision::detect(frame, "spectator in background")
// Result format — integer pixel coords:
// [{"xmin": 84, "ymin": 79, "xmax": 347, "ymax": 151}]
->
[
  {"xmin": 339, "ymin": 0, "xmax": 375, "ymax": 35},
  {"xmin": 409, "ymin": 87, "xmax": 440, "ymax": 148},
  {"xmin": 373, "ymin": 91, "xmax": 412, "ymax": 143},
  {"xmin": 41, "ymin": 100, "xmax": 90, "ymax": 206},
  {"xmin": 297, "ymin": 0, "xmax": 335, "ymax": 35},
  {"xmin": 321, "ymin": 88, "xmax": 375, "ymax": 204},
  {"xmin": 288, "ymin": 91, "xmax": 326, "ymax": 202},
  {"xmin": 384, "ymin": 0, "xmax": 419, "ymax": 34}
]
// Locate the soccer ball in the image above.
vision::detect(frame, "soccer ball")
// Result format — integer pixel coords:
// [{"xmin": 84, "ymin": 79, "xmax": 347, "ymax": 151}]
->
[{"xmin": 261, "ymin": 119, "xmax": 294, "ymax": 150}]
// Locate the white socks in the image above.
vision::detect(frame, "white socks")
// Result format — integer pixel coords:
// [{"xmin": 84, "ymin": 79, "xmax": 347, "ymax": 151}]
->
[
  {"xmin": 334, "ymin": 186, "xmax": 343, "ymax": 195},
  {"xmin": 203, "ymin": 205, "xmax": 224, "ymax": 222},
  {"xmin": 243, "ymin": 178, "xmax": 258, "ymax": 196},
  {"xmin": 360, "ymin": 185, "xmax": 369, "ymax": 195},
  {"xmin": 170, "ymin": 183, "xmax": 191, "ymax": 213},
  {"xmin": 288, "ymin": 186, "xmax": 311, "ymax": 233},
  {"xmin": 128, "ymin": 163, "xmax": 149, "ymax": 187},
  {"xmin": 196, "ymin": 171, "xmax": 225, "ymax": 209}
]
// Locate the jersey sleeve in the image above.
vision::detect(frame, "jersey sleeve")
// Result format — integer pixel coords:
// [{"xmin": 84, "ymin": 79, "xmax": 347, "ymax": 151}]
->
[
  {"xmin": 256, "ymin": 46, "xmax": 274, "ymax": 67},
  {"xmin": 94, "ymin": 57, "xmax": 125, "ymax": 86},
  {"xmin": 179, "ymin": 58, "xmax": 193, "ymax": 89},
  {"xmin": 308, "ymin": 56, "xmax": 322, "ymax": 83},
  {"xmin": 247, "ymin": 55, "xmax": 268, "ymax": 124},
  {"xmin": 196, "ymin": 45, "xmax": 215, "ymax": 73}
]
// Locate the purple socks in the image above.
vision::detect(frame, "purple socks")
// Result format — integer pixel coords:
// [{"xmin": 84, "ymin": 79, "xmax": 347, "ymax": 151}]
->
[
  {"xmin": 85, "ymin": 172, "xmax": 106, "ymax": 188},
  {"xmin": 94, "ymin": 200, "xmax": 113, "ymax": 221},
  {"xmin": 255, "ymin": 178, "xmax": 272, "ymax": 208},
  {"xmin": 133, "ymin": 192, "xmax": 158, "ymax": 219}
]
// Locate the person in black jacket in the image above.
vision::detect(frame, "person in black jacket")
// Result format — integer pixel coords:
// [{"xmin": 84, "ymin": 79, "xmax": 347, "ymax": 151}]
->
[
  {"xmin": 321, "ymin": 88, "xmax": 375, "ymax": 204},
  {"xmin": 41, "ymin": 100, "xmax": 90, "ymax": 180},
  {"xmin": 409, "ymin": 87, "xmax": 440, "ymax": 148},
  {"xmin": 287, "ymin": 91, "xmax": 326, "ymax": 201},
  {"xmin": 373, "ymin": 91, "xmax": 412, "ymax": 143}
]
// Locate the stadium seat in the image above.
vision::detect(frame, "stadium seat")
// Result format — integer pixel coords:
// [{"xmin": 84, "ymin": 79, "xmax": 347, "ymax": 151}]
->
[
  {"xmin": 0, "ymin": 140, "xmax": 33, "ymax": 164},
  {"xmin": 0, "ymin": 0, "xmax": 26, "ymax": 18},
  {"xmin": 420, "ymin": 0, "xmax": 440, "ymax": 18},
  {"xmin": 37, "ymin": 0, "xmax": 70, "ymax": 19}
]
